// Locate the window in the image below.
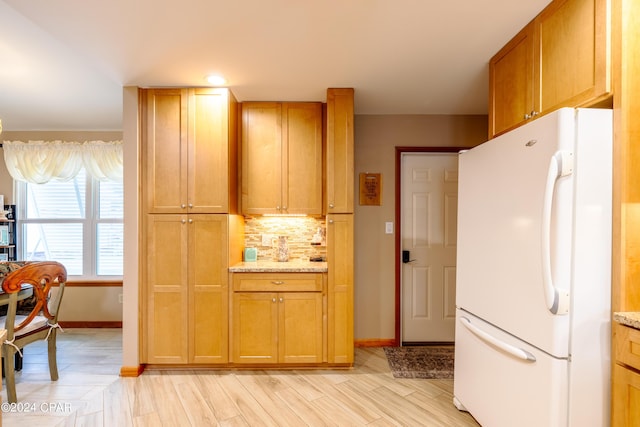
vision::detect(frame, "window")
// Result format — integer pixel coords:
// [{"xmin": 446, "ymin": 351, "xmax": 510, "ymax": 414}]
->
[{"xmin": 16, "ymin": 168, "xmax": 123, "ymax": 279}]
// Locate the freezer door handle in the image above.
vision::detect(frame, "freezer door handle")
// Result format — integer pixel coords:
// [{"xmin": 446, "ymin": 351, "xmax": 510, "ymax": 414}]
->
[
  {"xmin": 459, "ymin": 316, "xmax": 536, "ymax": 362},
  {"xmin": 541, "ymin": 151, "xmax": 572, "ymax": 315}
]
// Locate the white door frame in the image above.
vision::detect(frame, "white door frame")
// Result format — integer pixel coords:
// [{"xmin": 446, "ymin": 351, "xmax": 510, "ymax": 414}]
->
[{"xmin": 393, "ymin": 146, "xmax": 465, "ymax": 346}]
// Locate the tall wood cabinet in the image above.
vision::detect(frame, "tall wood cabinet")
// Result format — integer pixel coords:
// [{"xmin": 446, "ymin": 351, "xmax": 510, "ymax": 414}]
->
[
  {"xmin": 140, "ymin": 87, "xmax": 243, "ymax": 365},
  {"xmin": 241, "ymin": 102, "xmax": 323, "ymax": 215},
  {"xmin": 325, "ymin": 88, "xmax": 355, "ymax": 364},
  {"xmin": 489, "ymin": 0, "xmax": 611, "ymax": 138},
  {"xmin": 611, "ymin": 0, "xmax": 640, "ymax": 425}
]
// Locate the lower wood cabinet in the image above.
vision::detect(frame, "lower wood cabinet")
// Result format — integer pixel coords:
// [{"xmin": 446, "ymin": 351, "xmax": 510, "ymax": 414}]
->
[
  {"xmin": 143, "ymin": 214, "xmax": 243, "ymax": 365},
  {"xmin": 613, "ymin": 364, "xmax": 640, "ymax": 427},
  {"xmin": 613, "ymin": 322, "xmax": 640, "ymax": 426},
  {"xmin": 230, "ymin": 272, "xmax": 325, "ymax": 364},
  {"xmin": 327, "ymin": 214, "xmax": 354, "ymax": 364}
]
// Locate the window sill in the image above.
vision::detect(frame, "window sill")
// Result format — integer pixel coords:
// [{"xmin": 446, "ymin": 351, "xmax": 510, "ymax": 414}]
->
[{"xmin": 63, "ymin": 280, "xmax": 123, "ymax": 287}]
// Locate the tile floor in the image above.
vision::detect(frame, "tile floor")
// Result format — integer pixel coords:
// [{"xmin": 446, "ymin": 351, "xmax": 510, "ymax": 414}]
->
[{"xmin": 1, "ymin": 328, "xmax": 122, "ymax": 427}]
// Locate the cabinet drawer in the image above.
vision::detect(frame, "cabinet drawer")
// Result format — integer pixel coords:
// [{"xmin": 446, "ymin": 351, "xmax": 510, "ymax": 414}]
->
[
  {"xmin": 616, "ymin": 323, "xmax": 640, "ymax": 371},
  {"xmin": 232, "ymin": 273, "xmax": 323, "ymax": 292}
]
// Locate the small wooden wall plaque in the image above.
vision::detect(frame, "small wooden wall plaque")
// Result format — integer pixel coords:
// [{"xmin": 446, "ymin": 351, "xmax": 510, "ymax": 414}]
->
[{"xmin": 359, "ymin": 173, "xmax": 382, "ymax": 206}]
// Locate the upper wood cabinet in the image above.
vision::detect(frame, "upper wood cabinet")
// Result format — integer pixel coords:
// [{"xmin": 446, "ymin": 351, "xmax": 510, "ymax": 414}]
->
[
  {"xmin": 489, "ymin": 23, "xmax": 535, "ymax": 137},
  {"xmin": 489, "ymin": 0, "xmax": 611, "ymax": 138},
  {"xmin": 241, "ymin": 102, "xmax": 323, "ymax": 215},
  {"xmin": 325, "ymin": 88, "xmax": 354, "ymax": 214},
  {"xmin": 141, "ymin": 87, "xmax": 238, "ymax": 214}
]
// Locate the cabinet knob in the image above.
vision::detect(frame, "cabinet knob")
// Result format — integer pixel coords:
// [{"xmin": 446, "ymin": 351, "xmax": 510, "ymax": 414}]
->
[
  {"xmin": 329, "ymin": 219, "xmax": 334, "ymax": 224},
  {"xmin": 188, "ymin": 203, "xmax": 193, "ymax": 208},
  {"xmin": 188, "ymin": 218, "xmax": 193, "ymax": 224},
  {"xmin": 276, "ymin": 206, "xmax": 280, "ymax": 211},
  {"xmin": 279, "ymin": 297, "xmax": 284, "ymax": 303},
  {"xmin": 271, "ymin": 281, "xmax": 284, "ymax": 285},
  {"xmin": 272, "ymin": 298, "xmax": 276, "ymax": 303},
  {"xmin": 282, "ymin": 206, "xmax": 287, "ymax": 211},
  {"xmin": 181, "ymin": 219, "xmax": 187, "ymax": 224},
  {"xmin": 329, "ymin": 203, "xmax": 335, "ymax": 209},
  {"xmin": 181, "ymin": 204, "xmax": 186, "ymax": 209}
]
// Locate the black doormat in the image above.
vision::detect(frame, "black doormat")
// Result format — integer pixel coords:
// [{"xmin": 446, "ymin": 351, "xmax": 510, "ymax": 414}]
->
[{"xmin": 383, "ymin": 346, "xmax": 454, "ymax": 379}]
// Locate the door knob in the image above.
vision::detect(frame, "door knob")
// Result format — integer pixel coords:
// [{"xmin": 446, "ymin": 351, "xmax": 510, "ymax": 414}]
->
[{"xmin": 402, "ymin": 250, "xmax": 416, "ymax": 264}]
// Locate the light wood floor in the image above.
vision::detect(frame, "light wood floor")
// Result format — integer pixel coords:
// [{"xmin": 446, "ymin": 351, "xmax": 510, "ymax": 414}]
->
[{"xmin": 3, "ymin": 329, "xmax": 480, "ymax": 426}]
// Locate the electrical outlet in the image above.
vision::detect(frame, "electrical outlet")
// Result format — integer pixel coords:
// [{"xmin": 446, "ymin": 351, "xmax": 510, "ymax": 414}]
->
[
  {"xmin": 261, "ymin": 234, "xmax": 273, "ymax": 246},
  {"xmin": 385, "ymin": 222, "xmax": 394, "ymax": 234},
  {"xmin": 118, "ymin": 294, "xmax": 124, "ymax": 304}
]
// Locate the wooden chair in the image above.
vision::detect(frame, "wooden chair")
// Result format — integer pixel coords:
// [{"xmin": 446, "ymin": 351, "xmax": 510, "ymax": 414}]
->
[{"xmin": 0, "ymin": 261, "xmax": 67, "ymax": 403}]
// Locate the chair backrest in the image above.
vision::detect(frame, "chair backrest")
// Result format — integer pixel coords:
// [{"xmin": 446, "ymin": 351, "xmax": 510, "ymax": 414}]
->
[{"xmin": 1, "ymin": 261, "xmax": 67, "ymax": 335}]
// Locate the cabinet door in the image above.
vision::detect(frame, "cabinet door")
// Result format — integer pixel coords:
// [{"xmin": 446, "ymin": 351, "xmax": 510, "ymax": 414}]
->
[
  {"xmin": 241, "ymin": 102, "xmax": 282, "ymax": 215},
  {"xmin": 188, "ymin": 88, "xmax": 235, "ymax": 214},
  {"xmin": 145, "ymin": 214, "xmax": 189, "ymax": 363},
  {"xmin": 189, "ymin": 214, "xmax": 229, "ymax": 363},
  {"xmin": 278, "ymin": 292, "xmax": 323, "ymax": 363},
  {"xmin": 232, "ymin": 292, "xmax": 278, "ymax": 363},
  {"xmin": 612, "ymin": 364, "xmax": 640, "ymax": 427},
  {"xmin": 143, "ymin": 89, "xmax": 188, "ymax": 214},
  {"xmin": 326, "ymin": 89, "xmax": 354, "ymax": 213},
  {"xmin": 327, "ymin": 214, "xmax": 354, "ymax": 364},
  {"xmin": 282, "ymin": 103, "xmax": 323, "ymax": 215},
  {"xmin": 534, "ymin": 0, "xmax": 610, "ymax": 114},
  {"xmin": 489, "ymin": 23, "xmax": 534, "ymax": 138}
]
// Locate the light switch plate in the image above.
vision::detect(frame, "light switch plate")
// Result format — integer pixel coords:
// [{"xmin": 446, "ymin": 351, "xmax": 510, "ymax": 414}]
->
[{"xmin": 385, "ymin": 222, "xmax": 393, "ymax": 234}]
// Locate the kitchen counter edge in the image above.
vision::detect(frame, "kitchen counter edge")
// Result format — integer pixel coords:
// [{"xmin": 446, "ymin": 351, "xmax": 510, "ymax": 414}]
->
[
  {"xmin": 229, "ymin": 261, "xmax": 328, "ymax": 273},
  {"xmin": 613, "ymin": 311, "xmax": 640, "ymax": 330}
]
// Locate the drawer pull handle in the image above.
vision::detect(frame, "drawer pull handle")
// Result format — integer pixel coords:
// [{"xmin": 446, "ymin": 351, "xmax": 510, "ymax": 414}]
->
[{"xmin": 271, "ymin": 281, "xmax": 285, "ymax": 285}]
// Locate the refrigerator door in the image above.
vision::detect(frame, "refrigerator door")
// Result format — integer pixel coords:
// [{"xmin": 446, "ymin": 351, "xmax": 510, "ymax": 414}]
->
[
  {"xmin": 456, "ymin": 108, "xmax": 612, "ymax": 357},
  {"xmin": 453, "ymin": 309, "xmax": 569, "ymax": 427}
]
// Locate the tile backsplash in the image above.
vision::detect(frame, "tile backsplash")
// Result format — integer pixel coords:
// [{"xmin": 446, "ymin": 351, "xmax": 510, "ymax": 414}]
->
[{"xmin": 243, "ymin": 216, "xmax": 326, "ymax": 261}]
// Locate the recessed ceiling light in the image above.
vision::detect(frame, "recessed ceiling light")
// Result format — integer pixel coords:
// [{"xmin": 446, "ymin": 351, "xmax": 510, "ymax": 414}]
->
[{"xmin": 206, "ymin": 74, "xmax": 226, "ymax": 85}]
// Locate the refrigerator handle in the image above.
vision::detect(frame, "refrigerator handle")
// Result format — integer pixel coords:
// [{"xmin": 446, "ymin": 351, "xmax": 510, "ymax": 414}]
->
[
  {"xmin": 459, "ymin": 317, "xmax": 536, "ymax": 362},
  {"xmin": 541, "ymin": 151, "xmax": 573, "ymax": 315}
]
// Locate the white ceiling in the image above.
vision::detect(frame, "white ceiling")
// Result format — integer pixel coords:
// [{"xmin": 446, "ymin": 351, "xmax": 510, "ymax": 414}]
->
[{"xmin": 0, "ymin": 0, "xmax": 550, "ymax": 131}]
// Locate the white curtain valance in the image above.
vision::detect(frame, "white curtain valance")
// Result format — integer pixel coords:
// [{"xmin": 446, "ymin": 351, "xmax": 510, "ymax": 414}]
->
[{"xmin": 2, "ymin": 140, "xmax": 123, "ymax": 184}]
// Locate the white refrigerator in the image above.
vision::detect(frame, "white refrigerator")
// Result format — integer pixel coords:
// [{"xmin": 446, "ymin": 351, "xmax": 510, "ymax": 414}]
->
[{"xmin": 453, "ymin": 108, "xmax": 612, "ymax": 427}]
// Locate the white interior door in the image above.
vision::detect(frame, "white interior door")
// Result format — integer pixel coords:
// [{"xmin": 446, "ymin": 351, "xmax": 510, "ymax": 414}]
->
[{"xmin": 401, "ymin": 153, "xmax": 458, "ymax": 343}]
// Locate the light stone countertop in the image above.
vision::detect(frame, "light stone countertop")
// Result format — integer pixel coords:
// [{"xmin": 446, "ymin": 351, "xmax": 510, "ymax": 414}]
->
[
  {"xmin": 613, "ymin": 312, "xmax": 640, "ymax": 330},
  {"xmin": 229, "ymin": 260, "xmax": 328, "ymax": 273}
]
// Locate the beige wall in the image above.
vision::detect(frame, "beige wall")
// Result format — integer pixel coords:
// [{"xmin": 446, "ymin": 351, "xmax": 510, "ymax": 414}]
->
[
  {"xmin": 353, "ymin": 115, "xmax": 488, "ymax": 340},
  {"xmin": 52, "ymin": 287, "xmax": 123, "ymax": 322},
  {"xmin": 2, "ymin": 130, "xmax": 122, "ymax": 144}
]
